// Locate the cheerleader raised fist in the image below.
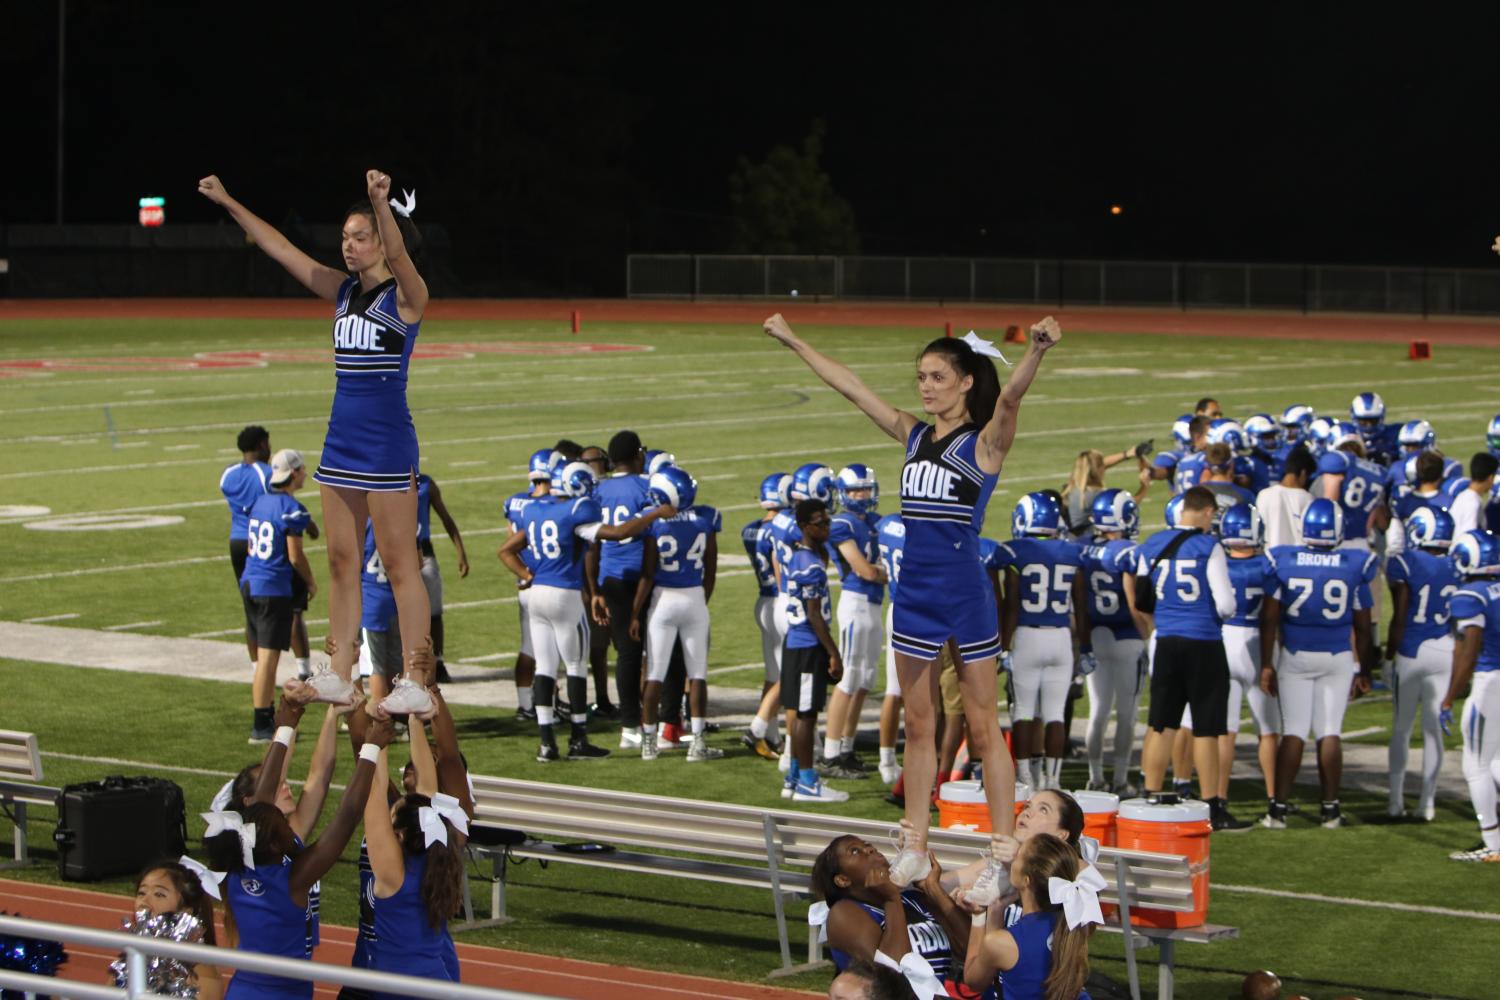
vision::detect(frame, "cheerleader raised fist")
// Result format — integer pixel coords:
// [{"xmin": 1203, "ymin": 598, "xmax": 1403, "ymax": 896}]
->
[
  {"xmin": 367, "ymin": 170, "xmax": 391, "ymax": 202},
  {"xmin": 762, "ymin": 313, "xmax": 799, "ymax": 348},
  {"xmin": 197, "ymin": 174, "xmax": 232, "ymax": 206},
  {"xmin": 1030, "ymin": 316, "xmax": 1062, "ymax": 351}
]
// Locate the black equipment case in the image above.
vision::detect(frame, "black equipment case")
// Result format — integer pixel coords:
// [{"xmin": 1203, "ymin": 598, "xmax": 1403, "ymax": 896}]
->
[{"xmin": 53, "ymin": 776, "xmax": 187, "ymax": 881}]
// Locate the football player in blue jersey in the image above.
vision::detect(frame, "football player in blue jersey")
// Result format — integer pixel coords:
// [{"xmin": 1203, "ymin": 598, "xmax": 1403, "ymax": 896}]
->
[
  {"xmin": 358, "ymin": 519, "xmax": 406, "ymax": 711},
  {"xmin": 223, "ymin": 425, "xmax": 275, "ymax": 674},
  {"xmin": 1124, "ymin": 487, "xmax": 1244, "ymax": 830},
  {"xmin": 501, "ymin": 449, "xmax": 556, "ymax": 721},
  {"xmin": 240, "ymin": 450, "xmax": 318, "ymax": 743},
  {"xmin": 1145, "ymin": 414, "xmax": 1196, "ymax": 492},
  {"xmin": 1217, "ymin": 504, "xmax": 1280, "ymax": 807},
  {"xmin": 1303, "ymin": 417, "xmax": 1336, "ymax": 461},
  {"xmin": 1279, "ymin": 403, "xmax": 1316, "ymax": 444},
  {"xmin": 1488, "ymin": 415, "xmax": 1500, "ymax": 459},
  {"xmin": 579, "ymin": 445, "xmax": 618, "ymax": 718},
  {"xmin": 1242, "ymin": 414, "xmax": 1283, "ymax": 479},
  {"xmin": 1350, "ymin": 391, "xmax": 1399, "ymax": 466},
  {"xmin": 1080, "ymin": 489, "xmax": 1144, "ymax": 795},
  {"xmin": 201, "ymin": 171, "xmax": 434, "ymax": 719},
  {"xmin": 1213, "ymin": 418, "xmax": 1269, "ymax": 494},
  {"xmin": 1199, "ymin": 443, "xmax": 1256, "ymax": 518},
  {"xmin": 588, "ymin": 431, "xmax": 653, "ymax": 745},
  {"xmin": 822, "ymin": 465, "xmax": 890, "ymax": 776},
  {"xmin": 1260, "ymin": 499, "xmax": 1379, "ymax": 829},
  {"xmin": 994, "ymin": 493, "xmax": 1089, "ymax": 792},
  {"xmin": 781, "ymin": 500, "xmax": 848, "ymax": 803},
  {"xmin": 875, "ymin": 511, "xmax": 907, "ymax": 785},
  {"xmin": 1440, "ymin": 530, "xmax": 1500, "ymax": 861},
  {"xmin": 1170, "ymin": 416, "xmax": 1214, "ymax": 494},
  {"xmin": 741, "ymin": 473, "xmax": 792, "ymax": 760},
  {"xmin": 630, "ymin": 467, "xmax": 724, "ymax": 762},
  {"xmin": 1384, "ymin": 451, "xmax": 1450, "ymax": 558},
  {"xmin": 1317, "ymin": 422, "xmax": 1390, "ymax": 551},
  {"xmin": 1385, "ymin": 507, "xmax": 1459, "ymax": 821},
  {"xmin": 414, "ymin": 474, "xmax": 469, "ymax": 686},
  {"xmin": 498, "ymin": 461, "xmax": 675, "ymax": 763},
  {"xmin": 766, "ymin": 313, "xmax": 1059, "ymax": 894}
]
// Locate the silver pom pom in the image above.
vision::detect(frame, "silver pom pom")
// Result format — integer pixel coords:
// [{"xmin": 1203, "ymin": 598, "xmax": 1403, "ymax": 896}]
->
[{"xmin": 110, "ymin": 908, "xmax": 207, "ymax": 998}]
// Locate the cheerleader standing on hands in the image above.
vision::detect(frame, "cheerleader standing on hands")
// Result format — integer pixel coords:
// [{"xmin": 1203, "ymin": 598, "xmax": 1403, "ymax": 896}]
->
[
  {"xmin": 764, "ymin": 314, "xmax": 1059, "ymax": 899},
  {"xmin": 199, "ymin": 171, "xmax": 434, "ymax": 715}
]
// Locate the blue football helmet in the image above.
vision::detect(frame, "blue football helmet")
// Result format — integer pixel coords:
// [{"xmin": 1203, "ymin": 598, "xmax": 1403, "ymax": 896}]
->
[
  {"xmin": 759, "ymin": 472, "xmax": 792, "ymax": 511},
  {"xmin": 1280, "ymin": 404, "xmax": 1316, "ymax": 441},
  {"xmin": 1243, "ymin": 413, "xmax": 1281, "ymax": 452},
  {"xmin": 1305, "ymin": 417, "xmax": 1336, "ymax": 457},
  {"xmin": 1012, "ymin": 492, "xmax": 1063, "ymax": 538},
  {"xmin": 789, "ymin": 463, "xmax": 836, "ymax": 505},
  {"xmin": 528, "ymin": 448, "xmax": 557, "ymax": 482},
  {"xmin": 1218, "ymin": 503, "xmax": 1264, "ymax": 549},
  {"xmin": 1329, "ymin": 421, "xmax": 1364, "ymax": 453},
  {"xmin": 1397, "ymin": 420, "xmax": 1436, "ymax": 453},
  {"xmin": 1208, "ymin": 419, "xmax": 1249, "ymax": 455},
  {"xmin": 647, "ymin": 466, "xmax": 697, "ymax": 509},
  {"xmin": 1163, "ymin": 492, "xmax": 1187, "ymax": 529},
  {"xmin": 550, "ymin": 461, "xmax": 596, "ymax": 499},
  {"xmin": 836, "ymin": 464, "xmax": 879, "ymax": 514},
  {"xmin": 1453, "ymin": 529, "xmax": 1500, "ymax": 577},
  {"xmin": 1487, "ymin": 414, "xmax": 1500, "ymax": 457},
  {"xmin": 1350, "ymin": 392, "xmax": 1386, "ymax": 431},
  {"xmin": 1089, "ymin": 488, "xmax": 1139, "ymax": 537},
  {"xmin": 1171, "ymin": 414, "xmax": 1195, "ymax": 451},
  {"xmin": 1302, "ymin": 498, "xmax": 1344, "ymax": 548},
  {"xmin": 1401, "ymin": 454, "xmax": 1422, "ymax": 485},
  {"xmin": 1406, "ymin": 506, "xmax": 1455, "ymax": 551},
  {"xmin": 645, "ymin": 450, "xmax": 676, "ymax": 475}
]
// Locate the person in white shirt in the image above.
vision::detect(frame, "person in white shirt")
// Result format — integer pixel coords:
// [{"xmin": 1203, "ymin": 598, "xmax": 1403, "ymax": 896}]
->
[
  {"xmin": 1255, "ymin": 449, "xmax": 1316, "ymax": 550},
  {"xmin": 1451, "ymin": 453, "xmax": 1498, "ymax": 538}
]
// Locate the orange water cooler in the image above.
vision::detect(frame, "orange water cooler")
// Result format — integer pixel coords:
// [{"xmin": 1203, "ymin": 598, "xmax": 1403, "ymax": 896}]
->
[
  {"xmin": 1115, "ymin": 798, "xmax": 1211, "ymax": 928},
  {"xmin": 936, "ymin": 780, "xmax": 1032, "ymax": 832}
]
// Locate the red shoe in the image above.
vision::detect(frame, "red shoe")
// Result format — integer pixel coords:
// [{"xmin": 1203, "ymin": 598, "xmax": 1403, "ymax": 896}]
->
[{"xmin": 659, "ymin": 723, "xmax": 683, "ymax": 748}]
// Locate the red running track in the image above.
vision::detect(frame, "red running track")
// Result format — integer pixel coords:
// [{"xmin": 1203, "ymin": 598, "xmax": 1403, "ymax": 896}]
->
[
  {"xmin": 1, "ymin": 298, "xmax": 1497, "ymax": 346},
  {"xmin": 0, "ymin": 878, "xmax": 818, "ymax": 1000}
]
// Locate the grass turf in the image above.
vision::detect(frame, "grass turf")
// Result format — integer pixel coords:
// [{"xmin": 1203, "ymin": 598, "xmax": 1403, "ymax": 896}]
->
[{"xmin": 3, "ymin": 314, "xmax": 1500, "ymax": 998}]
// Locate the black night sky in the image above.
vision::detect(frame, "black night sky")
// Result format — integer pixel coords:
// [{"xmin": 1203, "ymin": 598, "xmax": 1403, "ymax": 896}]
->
[{"xmin": 5, "ymin": 3, "xmax": 1499, "ymax": 294}]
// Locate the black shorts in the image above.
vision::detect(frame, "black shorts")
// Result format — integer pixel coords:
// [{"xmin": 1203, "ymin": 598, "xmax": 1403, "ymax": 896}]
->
[
  {"xmin": 780, "ymin": 642, "xmax": 830, "ymax": 715},
  {"xmin": 242, "ymin": 582, "xmax": 294, "ymax": 651},
  {"xmin": 1147, "ymin": 635, "xmax": 1230, "ymax": 736},
  {"xmin": 230, "ymin": 538, "xmax": 250, "ymax": 584},
  {"xmin": 291, "ymin": 573, "xmax": 309, "ymax": 613}
]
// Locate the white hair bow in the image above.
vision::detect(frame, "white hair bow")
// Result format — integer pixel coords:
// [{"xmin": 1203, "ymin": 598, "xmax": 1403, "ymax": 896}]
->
[
  {"xmin": 1078, "ymin": 834, "xmax": 1101, "ymax": 865},
  {"xmin": 418, "ymin": 792, "xmax": 470, "ymax": 848},
  {"xmin": 1048, "ymin": 863, "xmax": 1108, "ymax": 929},
  {"xmin": 209, "ymin": 779, "xmax": 235, "ymax": 813},
  {"xmin": 178, "ymin": 855, "xmax": 227, "ymax": 900},
  {"xmin": 874, "ymin": 949, "xmax": 946, "ymax": 1000},
  {"xmin": 201, "ymin": 811, "xmax": 257, "ymax": 869},
  {"xmin": 806, "ymin": 900, "xmax": 830, "ymax": 944},
  {"xmin": 389, "ymin": 189, "xmax": 417, "ymax": 219},
  {"xmin": 963, "ymin": 330, "xmax": 1013, "ymax": 367}
]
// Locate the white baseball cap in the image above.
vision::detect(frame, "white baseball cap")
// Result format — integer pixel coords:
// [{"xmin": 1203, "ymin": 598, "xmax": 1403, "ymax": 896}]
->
[{"xmin": 269, "ymin": 449, "xmax": 305, "ymax": 486}]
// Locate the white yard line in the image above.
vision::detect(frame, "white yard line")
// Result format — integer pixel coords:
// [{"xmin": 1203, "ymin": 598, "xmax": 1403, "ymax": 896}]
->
[
  {"xmin": 1213, "ymin": 882, "xmax": 1500, "ymax": 922},
  {"xmin": 21, "ymin": 612, "xmax": 81, "ymax": 623},
  {"xmin": 102, "ymin": 620, "xmax": 165, "ymax": 632}
]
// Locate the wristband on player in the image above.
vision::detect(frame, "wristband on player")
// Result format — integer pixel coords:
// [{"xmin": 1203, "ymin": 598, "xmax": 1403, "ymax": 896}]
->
[
  {"xmin": 971, "ymin": 911, "xmax": 988, "ymax": 927},
  {"xmin": 358, "ymin": 743, "xmax": 382, "ymax": 765},
  {"xmin": 273, "ymin": 726, "xmax": 296, "ymax": 748}
]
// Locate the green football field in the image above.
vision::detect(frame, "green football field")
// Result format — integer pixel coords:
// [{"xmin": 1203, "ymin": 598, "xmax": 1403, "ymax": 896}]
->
[{"xmin": 2, "ymin": 311, "xmax": 1499, "ymax": 998}]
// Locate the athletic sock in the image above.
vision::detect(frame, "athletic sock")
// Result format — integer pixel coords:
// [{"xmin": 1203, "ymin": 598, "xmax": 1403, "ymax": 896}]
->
[
  {"xmin": 750, "ymin": 716, "xmax": 768, "ymax": 739},
  {"xmin": 691, "ymin": 718, "xmax": 706, "ymax": 736},
  {"xmin": 570, "ymin": 718, "xmax": 589, "ymax": 741},
  {"xmin": 517, "ymin": 687, "xmax": 534, "ymax": 711},
  {"xmin": 1017, "ymin": 757, "xmax": 1035, "ymax": 788},
  {"xmin": 879, "ymin": 747, "xmax": 896, "ymax": 767},
  {"xmin": 536, "ymin": 706, "xmax": 555, "ymax": 727},
  {"xmin": 533, "ymin": 676, "xmax": 557, "ymax": 727},
  {"xmin": 823, "ymin": 737, "xmax": 841, "ymax": 760},
  {"xmin": 539, "ymin": 722, "xmax": 555, "ymax": 746},
  {"xmin": 840, "ymin": 735, "xmax": 856, "ymax": 755},
  {"xmin": 252, "ymin": 707, "xmax": 273, "ymax": 731},
  {"xmin": 1482, "ymin": 825, "xmax": 1500, "ymax": 852},
  {"xmin": 566, "ymin": 676, "xmax": 590, "ymax": 719},
  {"xmin": 642, "ymin": 724, "xmax": 658, "ymax": 735},
  {"xmin": 296, "ymin": 657, "xmax": 311, "ymax": 677},
  {"xmin": 1044, "ymin": 757, "xmax": 1063, "ymax": 787}
]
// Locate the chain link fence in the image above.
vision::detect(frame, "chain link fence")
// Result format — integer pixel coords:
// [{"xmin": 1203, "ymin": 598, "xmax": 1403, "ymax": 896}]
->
[{"xmin": 626, "ymin": 254, "xmax": 1500, "ymax": 316}]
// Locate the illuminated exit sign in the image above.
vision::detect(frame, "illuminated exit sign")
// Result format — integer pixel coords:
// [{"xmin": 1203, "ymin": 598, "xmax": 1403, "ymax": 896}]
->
[{"xmin": 138, "ymin": 196, "xmax": 165, "ymax": 227}]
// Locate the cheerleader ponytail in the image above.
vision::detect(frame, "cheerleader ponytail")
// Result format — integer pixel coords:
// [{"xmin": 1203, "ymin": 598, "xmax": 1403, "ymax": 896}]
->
[{"xmin": 1017, "ymin": 833, "xmax": 1094, "ymax": 1000}]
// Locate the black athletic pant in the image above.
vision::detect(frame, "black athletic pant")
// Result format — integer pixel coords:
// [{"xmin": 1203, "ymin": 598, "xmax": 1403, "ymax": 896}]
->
[{"xmin": 601, "ymin": 576, "xmax": 645, "ymax": 728}]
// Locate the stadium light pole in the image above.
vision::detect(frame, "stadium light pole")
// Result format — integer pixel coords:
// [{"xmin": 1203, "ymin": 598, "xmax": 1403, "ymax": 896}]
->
[{"xmin": 55, "ymin": 0, "xmax": 66, "ymax": 224}]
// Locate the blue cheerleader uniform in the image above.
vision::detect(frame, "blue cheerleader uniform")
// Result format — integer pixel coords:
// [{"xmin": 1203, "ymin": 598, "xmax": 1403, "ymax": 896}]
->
[
  {"xmin": 893, "ymin": 421, "xmax": 1002, "ymax": 664},
  {"xmin": 314, "ymin": 277, "xmax": 422, "ymax": 493},
  {"xmin": 370, "ymin": 853, "xmax": 458, "ymax": 999},
  {"xmin": 223, "ymin": 858, "xmax": 315, "ymax": 1000},
  {"xmin": 1001, "ymin": 911, "xmax": 1092, "ymax": 1000}
]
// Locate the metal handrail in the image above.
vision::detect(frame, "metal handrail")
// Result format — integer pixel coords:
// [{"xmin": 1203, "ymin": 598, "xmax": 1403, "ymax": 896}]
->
[{"xmin": 0, "ymin": 913, "xmax": 563, "ymax": 1000}]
